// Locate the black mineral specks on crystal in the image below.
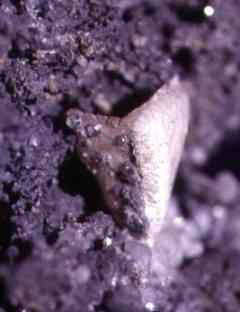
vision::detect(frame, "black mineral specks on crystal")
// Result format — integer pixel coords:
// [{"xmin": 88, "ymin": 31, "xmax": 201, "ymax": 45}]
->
[{"xmin": 66, "ymin": 109, "xmax": 148, "ymax": 237}]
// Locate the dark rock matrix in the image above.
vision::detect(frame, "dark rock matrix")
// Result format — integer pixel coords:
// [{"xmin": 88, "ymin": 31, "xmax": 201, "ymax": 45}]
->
[{"xmin": 0, "ymin": 1, "xmax": 240, "ymax": 311}]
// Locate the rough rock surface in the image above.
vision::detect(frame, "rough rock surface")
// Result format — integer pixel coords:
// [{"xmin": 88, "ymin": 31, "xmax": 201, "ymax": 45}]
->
[{"xmin": 0, "ymin": 0, "xmax": 240, "ymax": 311}]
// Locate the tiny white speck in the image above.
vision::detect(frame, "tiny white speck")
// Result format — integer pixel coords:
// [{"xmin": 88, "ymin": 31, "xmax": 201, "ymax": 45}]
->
[
  {"xmin": 174, "ymin": 216, "xmax": 185, "ymax": 227},
  {"xmin": 113, "ymin": 201, "xmax": 118, "ymax": 207},
  {"xmin": 213, "ymin": 205, "xmax": 226, "ymax": 220},
  {"xmin": 47, "ymin": 50, "xmax": 57, "ymax": 55},
  {"xmin": 145, "ymin": 302, "xmax": 155, "ymax": 311},
  {"xmin": 29, "ymin": 136, "xmax": 39, "ymax": 147},
  {"xmin": 204, "ymin": 5, "xmax": 215, "ymax": 17},
  {"xmin": 103, "ymin": 236, "xmax": 112, "ymax": 247},
  {"xmin": 94, "ymin": 124, "xmax": 102, "ymax": 131},
  {"xmin": 190, "ymin": 146, "xmax": 207, "ymax": 166},
  {"xmin": 146, "ymin": 235, "xmax": 154, "ymax": 248},
  {"xmin": 111, "ymin": 275, "xmax": 118, "ymax": 287}
]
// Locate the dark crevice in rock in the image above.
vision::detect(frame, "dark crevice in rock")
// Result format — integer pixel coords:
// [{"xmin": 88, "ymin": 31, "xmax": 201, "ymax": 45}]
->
[
  {"xmin": 112, "ymin": 89, "xmax": 152, "ymax": 117},
  {"xmin": 0, "ymin": 201, "xmax": 12, "ymax": 259},
  {"xmin": 173, "ymin": 47, "xmax": 195, "ymax": 75},
  {"xmin": 58, "ymin": 152, "xmax": 104, "ymax": 216},
  {"xmin": 171, "ymin": 2, "xmax": 208, "ymax": 24},
  {"xmin": 204, "ymin": 129, "xmax": 240, "ymax": 179}
]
